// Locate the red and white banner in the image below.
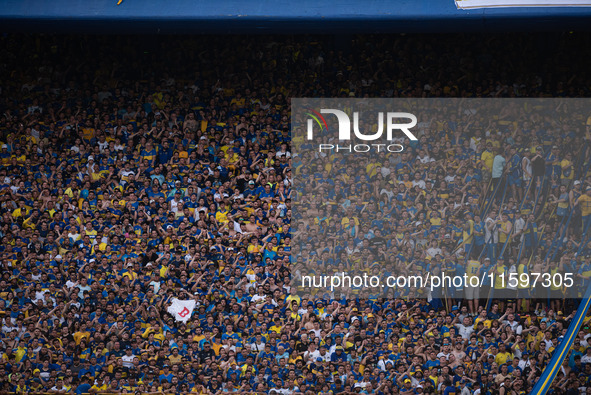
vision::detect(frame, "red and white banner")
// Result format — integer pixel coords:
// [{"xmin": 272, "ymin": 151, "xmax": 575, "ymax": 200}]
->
[
  {"xmin": 456, "ymin": 0, "xmax": 591, "ymax": 8},
  {"xmin": 167, "ymin": 298, "xmax": 196, "ymax": 323}
]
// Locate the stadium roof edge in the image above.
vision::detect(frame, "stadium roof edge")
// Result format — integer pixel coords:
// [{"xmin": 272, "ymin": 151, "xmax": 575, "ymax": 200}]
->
[{"xmin": 1, "ymin": 0, "xmax": 591, "ymax": 33}]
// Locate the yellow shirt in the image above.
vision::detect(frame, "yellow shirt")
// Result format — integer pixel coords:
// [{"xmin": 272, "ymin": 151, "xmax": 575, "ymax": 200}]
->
[
  {"xmin": 498, "ymin": 221, "xmax": 511, "ymax": 244},
  {"xmin": 215, "ymin": 210, "xmax": 229, "ymax": 224},
  {"xmin": 341, "ymin": 217, "xmax": 359, "ymax": 227},
  {"xmin": 495, "ymin": 351, "xmax": 513, "ymax": 366},
  {"xmin": 560, "ymin": 159, "xmax": 573, "ymax": 180},
  {"xmin": 474, "ymin": 317, "xmax": 492, "ymax": 329},
  {"xmin": 211, "ymin": 342, "xmax": 223, "ymax": 356},
  {"xmin": 285, "ymin": 294, "xmax": 301, "ymax": 306},
  {"xmin": 463, "ymin": 220, "xmax": 474, "ymax": 245},
  {"xmin": 15, "ymin": 346, "xmax": 27, "ymax": 363},
  {"xmin": 270, "ymin": 325, "xmax": 282, "ymax": 333},
  {"xmin": 81, "ymin": 127, "xmax": 95, "ymax": 141},
  {"xmin": 247, "ymin": 244, "xmax": 262, "ymax": 254},
  {"xmin": 84, "ymin": 229, "xmax": 97, "ymax": 239},
  {"xmin": 494, "ymin": 265, "xmax": 506, "ymax": 289},
  {"xmin": 578, "ymin": 194, "xmax": 591, "ymax": 217},
  {"xmin": 466, "ymin": 260, "xmax": 480, "ymax": 280},
  {"xmin": 12, "ymin": 207, "xmax": 28, "ymax": 218},
  {"xmin": 91, "ymin": 383, "xmax": 108, "ymax": 392},
  {"xmin": 73, "ymin": 330, "xmax": 91, "ymax": 345},
  {"xmin": 168, "ymin": 354, "xmax": 183, "ymax": 364},
  {"xmin": 123, "ymin": 270, "xmax": 138, "ymax": 281},
  {"xmin": 481, "ymin": 150, "xmax": 494, "ymax": 172},
  {"xmin": 230, "ymin": 98, "xmax": 245, "ymax": 107}
]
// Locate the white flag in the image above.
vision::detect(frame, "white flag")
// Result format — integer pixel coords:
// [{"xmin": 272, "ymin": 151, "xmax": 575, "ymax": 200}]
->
[{"xmin": 167, "ymin": 298, "xmax": 196, "ymax": 323}]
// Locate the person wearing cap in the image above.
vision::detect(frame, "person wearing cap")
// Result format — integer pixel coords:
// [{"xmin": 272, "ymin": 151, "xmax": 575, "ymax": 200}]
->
[
  {"xmin": 0, "ymin": 143, "xmax": 10, "ymax": 161},
  {"xmin": 330, "ymin": 345, "xmax": 347, "ymax": 363},
  {"xmin": 243, "ymin": 179, "xmax": 257, "ymax": 198},
  {"xmin": 398, "ymin": 377, "xmax": 414, "ymax": 394}
]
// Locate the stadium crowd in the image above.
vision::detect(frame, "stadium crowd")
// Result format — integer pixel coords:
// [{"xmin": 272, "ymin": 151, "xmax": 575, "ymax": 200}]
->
[{"xmin": 0, "ymin": 33, "xmax": 591, "ymax": 395}]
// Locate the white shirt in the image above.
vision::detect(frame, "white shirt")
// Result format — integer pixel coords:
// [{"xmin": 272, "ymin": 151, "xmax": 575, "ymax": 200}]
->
[
  {"xmin": 503, "ymin": 319, "xmax": 522, "ymax": 334},
  {"xmin": 122, "ymin": 354, "xmax": 135, "ymax": 368},
  {"xmin": 485, "ymin": 217, "xmax": 499, "ymax": 243},
  {"xmin": 470, "ymin": 137, "xmax": 481, "ymax": 152},
  {"xmin": 1, "ymin": 324, "xmax": 17, "ymax": 335},
  {"xmin": 377, "ymin": 358, "xmax": 395, "ymax": 371},
  {"xmin": 120, "ymin": 170, "xmax": 135, "ymax": 180},
  {"xmin": 437, "ymin": 351, "xmax": 451, "ymax": 360},
  {"xmin": 250, "ymin": 341, "xmax": 266, "ymax": 353},
  {"xmin": 98, "ymin": 140, "xmax": 109, "ymax": 152},
  {"xmin": 455, "ymin": 324, "xmax": 474, "ymax": 339},
  {"xmin": 522, "ymin": 157, "xmax": 532, "ymax": 179},
  {"xmin": 412, "ymin": 180, "xmax": 426, "ymax": 189},
  {"xmin": 380, "ymin": 188, "xmax": 394, "ymax": 201},
  {"xmin": 514, "ymin": 217, "xmax": 526, "ymax": 241},
  {"xmin": 543, "ymin": 338, "xmax": 553, "ymax": 352},
  {"xmin": 417, "ymin": 154, "xmax": 434, "ymax": 164},
  {"xmin": 170, "ymin": 198, "xmax": 183, "ymax": 213},
  {"xmin": 34, "ymin": 291, "xmax": 47, "ymax": 302},
  {"xmin": 149, "ymin": 280, "xmax": 160, "ymax": 294},
  {"xmin": 305, "ymin": 349, "xmax": 321, "ymax": 362},
  {"xmin": 250, "ymin": 294, "xmax": 266, "ymax": 304},
  {"xmin": 426, "ymin": 247, "xmax": 442, "ymax": 258},
  {"xmin": 65, "ymin": 280, "xmax": 79, "ymax": 289}
]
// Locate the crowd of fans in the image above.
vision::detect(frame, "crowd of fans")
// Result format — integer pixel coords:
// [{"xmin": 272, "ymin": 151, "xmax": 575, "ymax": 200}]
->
[
  {"xmin": 0, "ymin": 33, "xmax": 591, "ymax": 394},
  {"xmin": 293, "ymin": 99, "xmax": 591, "ymax": 305}
]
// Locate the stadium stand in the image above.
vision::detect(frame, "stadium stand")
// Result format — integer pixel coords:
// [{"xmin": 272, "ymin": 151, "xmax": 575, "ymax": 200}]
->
[{"xmin": 1, "ymin": 33, "xmax": 591, "ymax": 394}]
